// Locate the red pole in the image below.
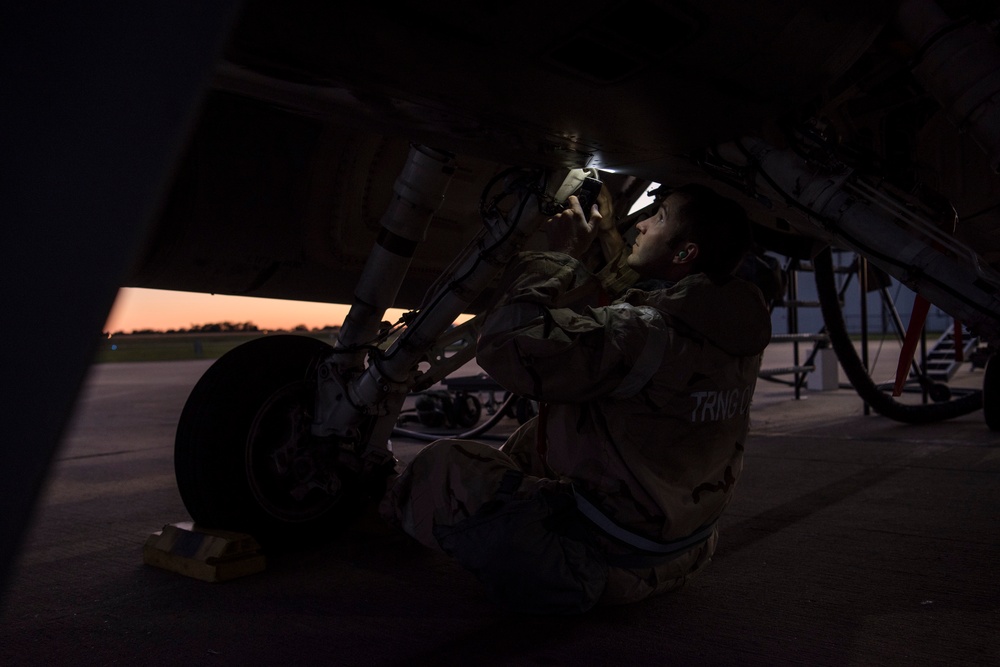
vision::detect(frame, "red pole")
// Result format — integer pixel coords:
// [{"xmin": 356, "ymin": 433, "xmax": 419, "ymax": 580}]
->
[{"xmin": 893, "ymin": 295, "xmax": 931, "ymax": 397}]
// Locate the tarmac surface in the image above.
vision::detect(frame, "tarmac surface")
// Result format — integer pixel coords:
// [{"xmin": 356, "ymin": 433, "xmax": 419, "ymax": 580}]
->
[{"xmin": 1, "ymin": 344, "xmax": 998, "ymax": 666}]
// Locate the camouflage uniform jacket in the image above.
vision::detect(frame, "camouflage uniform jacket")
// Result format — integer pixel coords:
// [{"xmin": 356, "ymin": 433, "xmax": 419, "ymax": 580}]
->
[{"xmin": 477, "ymin": 251, "xmax": 771, "ymax": 593}]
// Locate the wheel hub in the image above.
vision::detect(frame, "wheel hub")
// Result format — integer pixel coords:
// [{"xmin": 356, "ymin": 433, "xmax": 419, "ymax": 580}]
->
[{"xmin": 245, "ymin": 381, "xmax": 348, "ymax": 522}]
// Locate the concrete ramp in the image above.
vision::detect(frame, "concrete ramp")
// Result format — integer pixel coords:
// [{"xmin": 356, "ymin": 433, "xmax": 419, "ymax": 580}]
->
[{"xmin": 1, "ymin": 358, "xmax": 997, "ymax": 665}]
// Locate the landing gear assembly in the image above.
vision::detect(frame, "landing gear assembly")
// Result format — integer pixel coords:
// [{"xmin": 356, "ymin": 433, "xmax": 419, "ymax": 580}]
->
[
  {"xmin": 700, "ymin": 125, "xmax": 1000, "ymax": 429},
  {"xmin": 173, "ymin": 334, "xmax": 361, "ymax": 543},
  {"xmin": 174, "ymin": 90, "xmax": 1000, "ymax": 547},
  {"xmin": 173, "ymin": 146, "xmax": 580, "ymax": 543}
]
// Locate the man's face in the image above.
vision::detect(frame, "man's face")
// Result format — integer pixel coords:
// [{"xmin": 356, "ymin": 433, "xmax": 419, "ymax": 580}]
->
[{"xmin": 626, "ymin": 193, "xmax": 687, "ymax": 279}]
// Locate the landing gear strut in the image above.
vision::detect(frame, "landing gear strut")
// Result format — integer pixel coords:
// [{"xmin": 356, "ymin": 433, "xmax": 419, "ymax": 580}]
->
[{"xmin": 174, "ymin": 150, "xmax": 567, "ymax": 542}]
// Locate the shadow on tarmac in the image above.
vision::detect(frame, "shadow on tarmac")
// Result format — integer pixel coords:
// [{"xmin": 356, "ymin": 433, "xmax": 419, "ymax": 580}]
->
[{"xmin": 1, "ymin": 357, "xmax": 998, "ymax": 666}]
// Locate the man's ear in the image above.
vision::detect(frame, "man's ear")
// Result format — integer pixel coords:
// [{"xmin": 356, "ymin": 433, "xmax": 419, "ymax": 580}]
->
[{"xmin": 675, "ymin": 243, "xmax": 699, "ymax": 263}]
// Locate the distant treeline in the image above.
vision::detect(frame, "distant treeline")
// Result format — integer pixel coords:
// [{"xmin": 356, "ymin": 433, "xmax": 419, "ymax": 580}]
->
[{"xmin": 107, "ymin": 322, "xmax": 342, "ymax": 336}]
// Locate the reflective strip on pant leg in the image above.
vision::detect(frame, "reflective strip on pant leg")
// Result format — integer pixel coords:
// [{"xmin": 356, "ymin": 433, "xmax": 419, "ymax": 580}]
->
[{"xmin": 573, "ymin": 486, "xmax": 716, "ymax": 556}]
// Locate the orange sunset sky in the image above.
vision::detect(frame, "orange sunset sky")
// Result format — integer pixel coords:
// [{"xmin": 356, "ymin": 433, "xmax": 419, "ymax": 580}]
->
[{"xmin": 103, "ymin": 288, "xmax": 401, "ymax": 334}]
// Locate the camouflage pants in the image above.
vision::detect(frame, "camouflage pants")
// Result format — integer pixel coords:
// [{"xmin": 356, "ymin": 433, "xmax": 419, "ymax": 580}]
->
[{"xmin": 380, "ymin": 419, "xmax": 716, "ymax": 611}]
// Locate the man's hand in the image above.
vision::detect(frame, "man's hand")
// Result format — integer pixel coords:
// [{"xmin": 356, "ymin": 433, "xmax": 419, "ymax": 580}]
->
[
  {"xmin": 545, "ymin": 185, "xmax": 618, "ymax": 260},
  {"xmin": 545, "ymin": 195, "xmax": 603, "ymax": 259}
]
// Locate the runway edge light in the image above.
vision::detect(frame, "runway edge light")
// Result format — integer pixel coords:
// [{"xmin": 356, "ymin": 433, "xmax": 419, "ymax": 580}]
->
[{"xmin": 142, "ymin": 522, "xmax": 266, "ymax": 582}]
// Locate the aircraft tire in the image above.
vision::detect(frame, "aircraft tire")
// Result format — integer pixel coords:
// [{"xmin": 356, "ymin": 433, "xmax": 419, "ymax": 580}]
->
[
  {"xmin": 984, "ymin": 353, "xmax": 1000, "ymax": 431},
  {"xmin": 174, "ymin": 334, "xmax": 357, "ymax": 545},
  {"xmin": 451, "ymin": 391, "xmax": 483, "ymax": 429},
  {"xmin": 813, "ymin": 247, "xmax": 983, "ymax": 424}
]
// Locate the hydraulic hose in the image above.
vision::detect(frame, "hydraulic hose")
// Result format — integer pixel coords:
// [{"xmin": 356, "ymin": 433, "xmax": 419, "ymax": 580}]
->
[
  {"xmin": 391, "ymin": 392, "xmax": 518, "ymax": 442},
  {"xmin": 813, "ymin": 247, "xmax": 982, "ymax": 423}
]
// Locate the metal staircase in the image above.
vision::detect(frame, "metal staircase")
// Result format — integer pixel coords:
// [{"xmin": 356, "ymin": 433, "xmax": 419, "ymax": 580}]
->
[
  {"xmin": 924, "ymin": 323, "xmax": 979, "ymax": 382},
  {"xmin": 758, "ymin": 257, "xmax": 836, "ymax": 399}
]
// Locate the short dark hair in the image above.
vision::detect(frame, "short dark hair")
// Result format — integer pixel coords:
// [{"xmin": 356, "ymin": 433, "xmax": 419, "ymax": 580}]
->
[{"xmin": 668, "ymin": 184, "xmax": 753, "ymax": 280}]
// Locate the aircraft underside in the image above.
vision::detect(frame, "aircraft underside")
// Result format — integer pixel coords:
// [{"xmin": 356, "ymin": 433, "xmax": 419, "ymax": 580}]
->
[{"xmin": 124, "ymin": 0, "xmax": 1000, "ymax": 540}]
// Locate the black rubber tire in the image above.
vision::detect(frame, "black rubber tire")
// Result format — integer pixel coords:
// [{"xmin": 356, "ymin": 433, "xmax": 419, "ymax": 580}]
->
[
  {"xmin": 985, "ymin": 353, "xmax": 1000, "ymax": 431},
  {"xmin": 174, "ymin": 334, "xmax": 357, "ymax": 544},
  {"xmin": 452, "ymin": 391, "xmax": 483, "ymax": 429},
  {"xmin": 813, "ymin": 247, "xmax": 983, "ymax": 424}
]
